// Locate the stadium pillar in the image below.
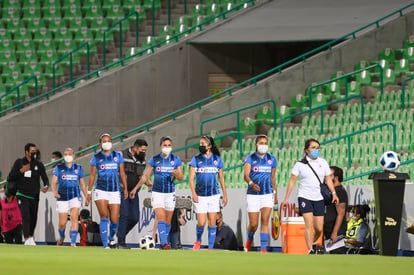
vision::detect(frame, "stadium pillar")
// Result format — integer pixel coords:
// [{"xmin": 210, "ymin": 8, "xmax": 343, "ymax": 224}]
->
[{"xmin": 369, "ymin": 172, "xmax": 410, "ymax": 256}]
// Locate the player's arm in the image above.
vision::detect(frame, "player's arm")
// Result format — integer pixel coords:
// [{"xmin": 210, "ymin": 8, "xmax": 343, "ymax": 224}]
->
[
  {"xmin": 280, "ymin": 174, "xmax": 297, "ymax": 209},
  {"xmin": 271, "ymin": 167, "xmax": 277, "ymax": 204},
  {"xmin": 325, "ymin": 175, "xmax": 339, "ymax": 204},
  {"xmin": 51, "ymin": 175, "xmax": 60, "ymax": 198},
  {"xmin": 119, "ymin": 163, "xmax": 128, "ymax": 199},
  {"xmin": 130, "ymin": 166, "xmax": 153, "ymax": 198},
  {"xmin": 218, "ymin": 168, "xmax": 227, "ymax": 207},
  {"xmin": 189, "ymin": 166, "xmax": 198, "ymax": 203},
  {"xmin": 40, "ymin": 163, "xmax": 49, "ymax": 192},
  {"xmin": 87, "ymin": 166, "xmax": 97, "ymax": 203},
  {"xmin": 79, "ymin": 178, "xmax": 89, "ymax": 206},
  {"xmin": 330, "ymin": 201, "xmax": 346, "ymax": 242},
  {"xmin": 172, "ymin": 165, "xmax": 183, "ymax": 181},
  {"xmin": 243, "ymin": 162, "xmax": 260, "ymax": 192}
]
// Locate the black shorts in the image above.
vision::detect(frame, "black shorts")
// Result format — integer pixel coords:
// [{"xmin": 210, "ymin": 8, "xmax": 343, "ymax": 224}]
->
[{"xmin": 298, "ymin": 197, "xmax": 324, "ymax": 216}]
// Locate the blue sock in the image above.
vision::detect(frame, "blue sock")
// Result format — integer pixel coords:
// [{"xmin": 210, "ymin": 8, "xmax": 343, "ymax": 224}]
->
[
  {"xmin": 158, "ymin": 221, "xmax": 167, "ymax": 245},
  {"xmin": 260, "ymin": 232, "xmax": 268, "ymax": 251},
  {"xmin": 100, "ymin": 218, "xmax": 109, "ymax": 248},
  {"xmin": 109, "ymin": 222, "xmax": 119, "ymax": 241},
  {"xmin": 196, "ymin": 225, "xmax": 204, "ymax": 242},
  {"xmin": 58, "ymin": 229, "xmax": 65, "ymax": 240},
  {"xmin": 70, "ymin": 230, "xmax": 78, "ymax": 245},
  {"xmin": 165, "ymin": 223, "xmax": 171, "ymax": 243},
  {"xmin": 247, "ymin": 231, "xmax": 255, "ymax": 241},
  {"xmin": 208, "ymin": 226, "xmax": 217, "ymax": 250}
]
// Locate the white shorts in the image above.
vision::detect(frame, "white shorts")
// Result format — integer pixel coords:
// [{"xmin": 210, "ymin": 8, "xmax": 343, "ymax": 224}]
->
[
  {"xmin": 151, "ymin": 191, "xmax": 176, "ymax": 211},
  {"xmin": 246, "ymin": 193, "xmax": 274, "ymax": 212},
  {"xmin": 56, "ymin": 197, "xmax": 82, "ymax": 213},
  {"xmin": 94, "ymin": 189, "xmax": 121, "ymax": 205},
  {"xmin": 193, "ymin": 194, "xmax": 221, "ymax": 214}
]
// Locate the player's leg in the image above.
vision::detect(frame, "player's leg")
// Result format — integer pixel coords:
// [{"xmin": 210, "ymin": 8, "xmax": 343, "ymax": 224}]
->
[
  {"xmin": 69, "ymin": 198, "xmax": 81, "ymax": 246},
  {"xmin": 56, "ymin": 200, "xmax": 69, "ymax": 246},
  {"xmin": 206, "ymin": 194, "xmax": 220, "ymax": 250},
  {"xmin": 312, "ymin": 200, "xmax": 325, "ymax": 252},
  {"xmin": 18, "ymin": 197, "xmax": 31, "ymax": 242},
  {"xmin": 259, "ymin": 207, "xmax": 272, "ymax": 253},
  {"xmin": 193, "ymin": 195, "xmax": 208, "ymax": 250},
  {"xmin": 245, "ymin": 194, "xmax": 260, "ymax": 251},
  {"xmin": 95, "ymin": 191, "xmax": 109, "ymax": 248},
  {"xmin": 298, "ymin": 197, "xmax": 315, "ymax": 253},
  {"xmin": 30, "ymin": 199, "xmax": 39, "ymax": 241}
]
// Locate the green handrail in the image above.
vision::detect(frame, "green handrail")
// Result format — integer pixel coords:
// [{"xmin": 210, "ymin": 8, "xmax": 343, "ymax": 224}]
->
[
  {"xmin": 401, "ymin": 75, "xmax": 414, "ymax": 110},
  {"xmin": 279, "ymin": 94, "xmax": 364, "ymax": 148},
  {"xmin": 308, "ymin": 63, "xmax": 383, "ymax": 116},
  {"xmin": 103, "ymin": 11, "xmax": 139, "ymax": 67},
  {"xmin": 52, "ymin": 42, "xmax": 90, "ymax": 90},
  {"xmin": 0, "ymin": 75, "xmax": 38, "ymax": 116},
  {"xmin": 200, "ymin": 99, "xmax": 277, "ymax": 160},
  {"xmin": 344, "ymin": 158, "xmax": 414, "ymax": 182},
  {"xmin": 321, "ymin": 122, "xmax": 396, "ymax": 168}
]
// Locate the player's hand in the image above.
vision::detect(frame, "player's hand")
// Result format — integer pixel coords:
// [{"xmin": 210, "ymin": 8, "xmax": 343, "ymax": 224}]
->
[
  {"xmin": 222, "ymin": 195, "xmax": 228, "ymax": 207},
  {"xmin": 85, "ymin": 198, "xmax": 90, "ymax": 207},
  {"xmin": 41, "ymin": 186, "xmax": 48, "ymax": 193},
  {"xmin": 130, "ymin": 190, "xmax": 137, "ymax": 199},
  {"xmin": 251, "ymin": 183, "xmax": 260, "ymax": 192},
  {"xmin": 146, "ymin": 183, "xmax": 152, "ymax": 192},
  {"xmin": 332, "ymin": 193, "xmax": 339, "ymax": 204},
  {"xmin": 86, "ymin": 194, "xmax": 92, "ymax": 204},
  {"xmin": 192, "ymin": 193, "xmax": 199, "ymax": 203},
  {"xmin": 123, "ymin": 190, "xmax": 128, "ymax": 200},
  {"xmin": 54, "ymin": 192, "xmax": 60, "ymax": 199},
  {"xmin": 20, "ymin": 163, "xmax": 30, "ymax": 173},
  {"xmin": 280, "ymin": 199, "xmax": 288, "ymax": 210},
  {"xmin": 330, "ymin": 232, "xmax": 338, "ymax": 243}
]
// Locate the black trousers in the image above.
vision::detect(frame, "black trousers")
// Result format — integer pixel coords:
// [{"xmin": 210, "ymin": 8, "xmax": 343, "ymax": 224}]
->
[
  {"xmin": 4, "ymin": 224, "xmax": 23, "ymax": 244},
  {"xmin": 17, "ymin": 196, "xmax": 39, "ymax": 238}
]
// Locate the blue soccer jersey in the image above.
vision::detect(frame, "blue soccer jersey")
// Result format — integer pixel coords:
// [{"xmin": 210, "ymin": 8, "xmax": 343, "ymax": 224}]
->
[
  {"xmin": 245, "ymin": 152, "xmax": 277, "ymax": 195},
  {"xmin": 90, "ymin": 151, "xmax": 124, "ymax": 192},
  {"xmin": 190, "ymin": 154, "xmax": 223, "ymax": 196},
  {"xmin": 53, "ymin": 163, "xmax": 84, "ymax": 201},
  {"xmin": 150, "ymin": 153, "xmax": 182, "ymax": 193}
]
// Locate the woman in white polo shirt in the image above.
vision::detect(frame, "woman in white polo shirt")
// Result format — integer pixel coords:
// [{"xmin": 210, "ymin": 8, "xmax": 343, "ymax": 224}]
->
[{"xmin": 280, "ymin": 138, "xmax": 338, "ymax": 254}]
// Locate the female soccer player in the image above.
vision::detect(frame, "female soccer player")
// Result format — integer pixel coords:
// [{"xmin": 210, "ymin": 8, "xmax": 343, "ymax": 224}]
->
[
  {"xmin": 189, "ymin": 136, "xmax": 227, "ymax": 250},
  {"xmin": 244, "ymin": 135, "xmax": 277, "ymax": 253},
  {"xmin": 51, "ymin": 148, "xmax": 88, "ymax": 247},
  {"xmin": 130, "ymin": 136, "xmax": 183, "ymax": 249},
  {"xmin": 86, "ymin": 133, "xmax": 128, "ymax": 249},
  {"xmin": 280, "ymin": 138, "xmax": 339, "ymax": 254}
]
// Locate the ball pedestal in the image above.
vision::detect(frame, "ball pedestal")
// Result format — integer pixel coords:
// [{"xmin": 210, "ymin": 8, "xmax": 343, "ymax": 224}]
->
[{"xmin": 369, "ymin": 171, "xmax": 409, "ymax": 256}]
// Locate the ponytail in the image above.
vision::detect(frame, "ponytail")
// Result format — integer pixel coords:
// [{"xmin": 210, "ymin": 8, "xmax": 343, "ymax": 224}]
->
[{"xmin": 203, "ymin": 135, "xmax": 221, "ymax": 157}]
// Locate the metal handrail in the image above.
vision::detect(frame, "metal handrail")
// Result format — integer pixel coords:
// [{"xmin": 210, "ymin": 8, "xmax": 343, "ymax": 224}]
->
[
  {"xmin": 52, "ymin": 42, "xmax": 90, "ymax": 90},
  {"xmin": 279, "ymin": 94, "xmax": 364, "ymax": 148},
  {"xmin": 200, "ymin": 99, "xmax": 277, "ymax": 160},
  {"xmin": 321, "ymin": 122, "xmax": 396, "ymax": 168},
  {"xmin": 0, "ymin": 75, "xmax": 38, "ymax": 116},
  {"xmin": 401, "ymin": 75, "xmax": 414, "ymax": 110},
  {"xmin": 103, "ymin": 11, "xmax": 139, "ymax": 67}
]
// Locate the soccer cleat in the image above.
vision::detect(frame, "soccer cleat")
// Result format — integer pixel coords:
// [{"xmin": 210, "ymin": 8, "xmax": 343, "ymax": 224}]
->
[
  {"xmin": 109, "ymin": 240, "xmax": 117, "ymax": 249},
  {"xmin": 260, "ymin": 248, "xmax": 267, "ymax": 254},
  {"xmin": 192, "ymin": 241, "xmax": 201, "ymax": 251},
  {"xmin": 160, "ymin": 244, "xmax": 171, "ymax": 250},
  {"xmin": 244, "ymin": 240, "xmax": 252, "ymax": 252},
  {"xmin": 57, "ymin": 239, "xmax": 64, "ymax": 246},
  {"xmin": 308, "ymin": 249, "xmax": 315, "ymax": 254},
  {"xmin": 104, "ymin": 246, "xmax": 110, "ymax": 249}
]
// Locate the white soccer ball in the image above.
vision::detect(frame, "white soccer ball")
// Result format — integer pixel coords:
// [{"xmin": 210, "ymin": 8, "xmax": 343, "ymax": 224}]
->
[
  {"xmin": 379, "ymin": 151, "xmax": 400, "ymax": 172},
  {"xmin": 139, "ymin": 235, "xmax": 155, "ymax": 250}
]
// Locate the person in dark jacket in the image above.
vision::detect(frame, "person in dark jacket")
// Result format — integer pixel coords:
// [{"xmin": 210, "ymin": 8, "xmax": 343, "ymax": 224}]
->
[
  {"xmin": 214, "ymin": 211, "xmax": 238, "ymax": 250},
  {"xmin": 8, "ymin": 143, "xmax": 49, "ymax": 245}
]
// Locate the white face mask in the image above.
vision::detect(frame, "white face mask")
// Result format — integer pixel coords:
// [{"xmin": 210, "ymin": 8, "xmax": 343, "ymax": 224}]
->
[
  {"xmin": 64, "ymin": 155, "xmax": 74, "ymax": 163},
  {"xmin": 102, "ymin": 142, "xmax": 112, "ymax": 151},
  {"xmin": 257, "ymin": 144, "xmax": 268, "ymax": 154},
  {"xmin": 161, "ymin": 147, "xmax": 172, "ymax": 155}
]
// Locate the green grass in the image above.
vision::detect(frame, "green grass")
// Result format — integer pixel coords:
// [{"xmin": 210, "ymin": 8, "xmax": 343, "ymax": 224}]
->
[{"xmin": 0, "ymin": 245, "xmax": 413, "ymax": 274}]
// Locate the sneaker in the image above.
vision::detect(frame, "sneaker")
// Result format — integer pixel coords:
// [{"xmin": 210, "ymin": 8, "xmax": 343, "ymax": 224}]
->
[
  {"xmin": 109, "ymin": 240, "xmax": 117, "ymax": 249},
  {"xmin": 260, "ymin": 248, "xmax": 267, "ymax": 254},
  {"xmin": 104, "ymin": 246, "xmax": 110, "ymax": 249},
  {"xmin": 244, "ymin": 240, "xmax": 252, "ymax": 252},
  {"xmin": 315, "ymin": 245, "xmax": 326, "ymax": 254},
  {"xmin": 57, "ymin": 238, "xmax": 64, "ymax": 246},
  {"xmin": 193, "ymin": 241, "xmax": 201, "ymax": 251},
  {"xmin": 160, "ymin": 244, "xmax": 171, "ymax": 250},
  {"xmin": 70, "ymin": 243, "xmax": 76, "ymax": 247},
  {"xmin": 25, "ymin": 237, "xmax": 36, "ymax": 246},
  {"xmin": 308, "ymin": 249, "xmax": 315, "ymax": 254}
]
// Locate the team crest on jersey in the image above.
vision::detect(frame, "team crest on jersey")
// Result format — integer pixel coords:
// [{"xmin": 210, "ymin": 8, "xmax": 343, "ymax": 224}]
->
[
  {"xmin": 156, "ymin": 166, "xmax": 161, "ymax": 172},
  {"xmin": 213, "ymin": 160, "xmax": 218, "ymax": 166},
  {"xmin": 268, "ymin": 160, "xmax": 272, "ymax": 165},
  {"xmin": 114, "ymin": 156, "xmax": 118, "ymax": 162},
  {"xmin": 74, "ymin": 169, "xmax": 78, "ymax": 174},
  {"xmin": 253, "ymin": 166, "xmax": 259, "ymax": 172},
  {"xmin": 170, "ymin": 160, "xmax": 175, "ymax": 166},
  {"xmin": 100, "ymin": 164, "xmax": 105, "ymax": 170}
]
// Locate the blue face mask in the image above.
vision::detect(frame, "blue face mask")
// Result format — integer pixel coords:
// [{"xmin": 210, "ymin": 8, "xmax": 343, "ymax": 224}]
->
[{"xmin": 310, "ymin": 149, "xmax": 320, "ymax": 159}]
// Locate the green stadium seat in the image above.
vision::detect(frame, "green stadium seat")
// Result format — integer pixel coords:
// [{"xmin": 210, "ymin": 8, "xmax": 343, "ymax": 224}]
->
[
  {"xmin": 1, "ymin": 60, "xmax": 19, "ymax": 81},
  {"xmin": 2, "ymin": 0, "xmax": 20, "ymax": 10},
  {"xmin": 331, "ymin": 71, "xmax": 347, "ymax": 87},
  {"xmin": 18, "ymin": 50, "xmax": 37, "ymax": 69},
  {"xmin": 57, "ymin": 39, "xmax": 78, "ymax": 56},
  {"xmin": 372, "ymin": 59, "xmax": 390, "ymax": 77},
  {"xmin": 140, "ymin": 36, "xmax": 157, "ymax": 52},
  {"xmin": 1, "ymin": 7, "xmax": 20, "ymax": 24},
  {"xmin": 42, "ymin": 5, "xmax": 62, "ymax": 24},
  {"xmin": 356, "ymin": 70, "xmax": 372, "ymax": 86},
  {"xmin": 311, "ymin": 93, "xmax": 329, "ymax": 108},
  {"xmin": 36, "ymin": 38, "xmax": 56, "ymax": 56},
  {"xmin": 276, "ymin": 105, "xmax": 292, "ymax": 123},
  {"xmin": 7, "ymin": 18, "xmax": 25, "ymax": 35},
  {"xmin": 192, "ymin": 4, "xmax": 207, "ymax": 17},
  {"xmin": 0, "ymin": 27, "xmax": 12, "ymax": 42},
  {"xmin": 402, "ymin": 47, "xmax": 414, "ymax": 63},
  {"xmin": 22, "ymin": 7, "xmax": 42, "ymax": 25},
  {"xmin": 90, "ymin": 16, "xmax": 110, "ymax": 36},
  {"xmin": 354, "ymin": 60, "xmax": 370, "ymax": 71},
  {"xmin": 305, "ymin": 83, "xmax": 323, "ymax": 99},
  {"xmin": 124, "ymin": 47, "xmax": 143, "ymax": 60},
  {"xmin": 23, "ymin": 60, "xmax": 43, "ymax": 79},
  {"xmin": 84, "ymin": 5, "xmax": 104, "ymax": 23},
  {"xmin": 394, "ymin": 58, "xmax": 413, "ymax": 77},
  {"xmin": 0, "ymin": 50, "xmax": 16, "ymax": 69},
  {"xmin": 13, "ymin": 28, "xmax": 32, "ymax": 44},
  {"xmin": 143, "ymin": 0, "xmax": 162, "ymax": 11},
  {"xmin": 324, "ymin": 81, "xmax": 341, "ymax": 100},
  {"xmin": 82, "ymin": 0, "xmax": 101, "ymax": 10},
  {"xmin": 403, "ymin": 35, "xmax": 414, "ymax": 49},
  {"xmin": 22, "ymin": 0, "xmax": 42, "ymax": 9},
  {"xmin": 347, "ymin": 80, "xmax": 361, "ymax": 96},
  {"xmin": 54, "ymin": 27, "xmax": 73, "ymax": 43},
  {"xmin": 74, "ymin": 28, "xmax": 96, "ymax": 45},
  {"xmin": 290, "ymin": 93, "xmax": 307, "ymax": 112},
  {"xmin": 105, "ymin": 4, "xmax": 126, "ymax": 24},
  {"xmin": 27, "ymin": 18, "xmax": 47, "ymax": 35},
  {"xmin": 256, "ymin": 105, "xmax": 274, "ymax": 126},
  {"xmin": 15, "ymin": 39, "xmax": 36, "ymax": 57},
  {"xmin": 68, "ymin": 17, "xmax": 88, "ymax": 35},
  {"xmin": 379, "ymin": 48, "xmax": 396, "ymax": 63},
  {"xmin": 122, "ymin": 0, "xmax": 142, "ymax": 12},
  {"xmin": 239, "ymin": 117, "xmax": 256, "ymax": 135},
  {"xmin": 5, "ymin": 71, "xmax": 25, "ymax": 91},
  {"xmin": 39, "ymin": 49, "xmax": 58, "ymax": 68},
  {"xmin": 33, "ymin": 28, "xmax": 52, "ymax": 47},
  {"xmin": 43, "ymin": 63, "xmax": 64, "ymax": 82},
  {"xmin": 372, "ymin": 68, "xmax": 396, "ymax": 87},
  {"xmin": 48, "ymin": 17, "xmax": 67, "ymax": 35},
  {"xmin": 62, "ymin": 4, "xmax": 83, "ymax": 24},
  {"xmin": 1, "ymin": 96, "xmax": 13, "ymax": 111}
]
